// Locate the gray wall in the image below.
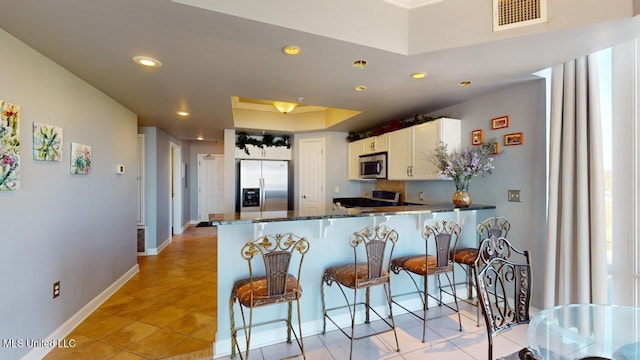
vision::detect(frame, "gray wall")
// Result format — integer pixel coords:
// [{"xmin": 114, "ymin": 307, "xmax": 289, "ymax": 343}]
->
[
  {"xmin": 138, "ymin": 126, "xmax": 191, "ymax": 249},
  {"xmin": 405, "ymin": 79, "xmax": 548, "ymax": 308},
  {"xmin": 0, "ymin": 29, "xmax": 138, "ymax": 359}
]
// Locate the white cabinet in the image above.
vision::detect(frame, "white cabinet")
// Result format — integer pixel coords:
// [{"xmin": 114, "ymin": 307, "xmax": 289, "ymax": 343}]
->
[
  {"xmin": 347, "ymin": 140, "xmax": 363, "ymax": 180},
  {"xmin": 361, "ymin": 134, "xmax": 388, "ymax": 155},
  {"xmin": 387, "ymin": 118, "xmax": 461, "ymax": 180},
  {"xmin": 347, "ymin": 134, "xmax": 388, "ymax": 180},
  {"xmin": 235, "ymin": 145, "xmax": 291, "ymax": 160}
]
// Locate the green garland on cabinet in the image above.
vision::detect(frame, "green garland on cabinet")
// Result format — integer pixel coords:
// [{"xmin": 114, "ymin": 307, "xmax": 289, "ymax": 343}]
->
[
  {"xmin": 347, "ymin": 114, "xmax": 448, "ymax": 142},
  {"xmin": 236, "ymin": 132, "xmax": 291, "ymax": 155}
]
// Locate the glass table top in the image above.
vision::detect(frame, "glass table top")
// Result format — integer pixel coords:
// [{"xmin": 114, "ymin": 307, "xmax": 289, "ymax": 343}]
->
[{"xmin": 528, "ymin": 304, "xmax": 640, "ymax": 360}]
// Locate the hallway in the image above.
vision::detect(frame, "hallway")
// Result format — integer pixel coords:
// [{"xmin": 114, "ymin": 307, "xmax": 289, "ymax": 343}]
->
[{"xmin": 45, "ymin": 226, "xmax": 217, "ymax": 359}]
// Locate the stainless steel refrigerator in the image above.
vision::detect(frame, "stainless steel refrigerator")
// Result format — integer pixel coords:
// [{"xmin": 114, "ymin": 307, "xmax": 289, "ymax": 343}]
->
[{"xmin": 239, "ymin": 159, "xmax": 289, "ymax": 213}]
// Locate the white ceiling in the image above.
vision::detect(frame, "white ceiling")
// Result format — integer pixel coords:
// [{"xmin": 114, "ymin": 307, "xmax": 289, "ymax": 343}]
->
[{"xmin": 0, "ymin": 0, "xmax": 639, "ymax": 141}]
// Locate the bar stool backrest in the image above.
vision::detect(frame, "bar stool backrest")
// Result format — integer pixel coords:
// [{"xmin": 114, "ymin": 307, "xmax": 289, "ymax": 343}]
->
[
  {"xmin": 351, "ymin": 225, "xmax": 398, "ymax": 282},
  {"xmin": 423, "ymin": 220, "xmax": 461, "ymax": 269},
  {"xmin": 241, "ymin": 233, "xmax": 310, "ymax": 297}
]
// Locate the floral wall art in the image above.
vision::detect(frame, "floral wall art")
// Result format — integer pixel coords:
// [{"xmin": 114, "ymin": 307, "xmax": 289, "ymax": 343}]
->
[
  {"xmin": 0, "ymin": 100, "xmax": 20, "ymax": 191},
  {"xmin": 70, "ymin": 142, "xmax": 91, "ymax": 175},
  {"xmin": 33, "ymin": 122, "xmax": 63, "ymax": 161}
]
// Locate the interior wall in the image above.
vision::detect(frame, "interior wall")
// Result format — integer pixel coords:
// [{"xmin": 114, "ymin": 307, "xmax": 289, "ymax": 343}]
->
[
  {"xmin": 405, "ymin": 79, "xmax": 548, "ymax": 309},
  {"xmin": 138, "ymin": 126, "xmax": 191, "ymax": 249},
  {"xmin": 0, "ymin": 28, "xmax": 138, "ymax": 359}
]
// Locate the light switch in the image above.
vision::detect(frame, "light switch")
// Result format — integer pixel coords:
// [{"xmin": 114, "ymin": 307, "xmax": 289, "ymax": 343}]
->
[{"xmin": 508, "ymin": 189, "xmax": 521, "ymax": 202}]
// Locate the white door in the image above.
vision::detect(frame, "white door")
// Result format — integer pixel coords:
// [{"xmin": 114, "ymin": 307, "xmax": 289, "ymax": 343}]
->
[
  {"xmin": 198, "ymin": 154, "xmax": 224, "ymax": 222},
  {"xmin": 170, "ymin": 142, "xmax": 182, "ymax": 234},
  {"xmin": 299, "ymin": 138, "xmax": 325, "ymax": 215},
  {"xmin": 137, "ymin": 134, "xmax": 145, "ymax": 225}
]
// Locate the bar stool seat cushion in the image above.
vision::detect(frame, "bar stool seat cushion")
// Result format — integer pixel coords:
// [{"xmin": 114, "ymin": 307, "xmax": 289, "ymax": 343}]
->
[
  {"xmin": 324, "ymin": 263, "xmax": 389, "ymax": 288},
  {"xmin": 233, "ymin": 274, "xmax": 301, "ymax": 307},
  {"xmin": 451, "ymin": 248, "xmax": 478, "ymax": 265},
  {"xmin": 391, "ymin": 254, "xmax": 446, "ymax": 275}
]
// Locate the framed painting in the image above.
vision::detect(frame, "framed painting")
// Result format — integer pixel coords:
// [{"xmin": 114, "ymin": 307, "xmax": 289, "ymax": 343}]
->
[
  {"xmin": 0, "ymin": 100, "xmax": 20, "ymax": 190},
  {"xmin": 70, "ymin": 142, "xmax": 91, "ymax": 175},
  {"xmin": 33, "ymin": 122, "xmax": 63, "ymax": 161},
  {"xmin": 491, "ymin": 115, "xmax": 510, "ymax": 130},
  {"xmin": 472, "ymin": 129, "xmax": 483, "ymax": 145},
  {"xmin": 504, "ymin": 132, "xmax": 524, "ymax": 146}
]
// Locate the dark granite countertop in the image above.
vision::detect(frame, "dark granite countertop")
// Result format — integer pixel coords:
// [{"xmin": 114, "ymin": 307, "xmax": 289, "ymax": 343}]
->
[{"xmin": 209, "ymin": 203, "xmax": 495, "ymax": 225}]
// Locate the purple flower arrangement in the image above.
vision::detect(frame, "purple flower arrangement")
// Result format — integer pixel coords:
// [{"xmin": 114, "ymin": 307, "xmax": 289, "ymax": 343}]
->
[{"xmin": 431, "ymin": 140, "xmax": 497, "ymax": 191}]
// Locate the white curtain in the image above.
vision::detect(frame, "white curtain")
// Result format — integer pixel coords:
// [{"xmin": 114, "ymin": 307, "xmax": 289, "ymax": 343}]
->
[{"xmin": 544, "ymin": 55, "xmax": 608, "ymax": 307}]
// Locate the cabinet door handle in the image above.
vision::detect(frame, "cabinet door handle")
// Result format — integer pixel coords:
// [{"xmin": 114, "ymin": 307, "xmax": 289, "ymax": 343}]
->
[{"xmin": 407, "ymin": 166, "xmax": 410, "ymax": 177}]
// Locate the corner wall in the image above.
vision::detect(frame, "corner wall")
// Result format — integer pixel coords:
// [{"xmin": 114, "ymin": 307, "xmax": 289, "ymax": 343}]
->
[
  {"xmin": 405, "ymin": 79, "xmax": 548, "ymax": 308},
  {"xmin": 0, "ymin": 29, "xmax": 138, "ymax": 359}
]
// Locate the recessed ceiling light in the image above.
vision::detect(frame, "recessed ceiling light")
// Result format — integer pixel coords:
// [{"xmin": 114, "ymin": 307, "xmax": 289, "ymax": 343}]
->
[
  {"xmin": 459, "ymin": 80, "xmax": 472, "ymax": 87},
  {"xmin": 283, "ymin": 46, "xmax": 301, "ymax": 55},
  {"xmin": 132, "ymin": 56, "xmax": 162, "ymax": 68},
  {"xmin": 354, "ymin": 85, "xmax": 368, "ymax": 92},
  {"xmin": 176, "ymin": 111, "xmax": 190, "ymax": 117},
  {"xmin": 353, "ymin": 60, "xmax": 367, "ymax": 69},
  {"xmin": 411, "ymin": 72, "xmax": 427, "ymax": 79}
]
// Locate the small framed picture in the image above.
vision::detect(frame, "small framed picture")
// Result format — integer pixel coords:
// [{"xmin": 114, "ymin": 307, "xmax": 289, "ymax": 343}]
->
[
  {"xmin": 490, "ymin": 141, "xmax": 500, "ymax": 154},
  {"xmin": 504, "ymin": 132, "xmax": 524, "ymax": 146},
  {"xmin": 491, "ymin": 115, "xmax": 510, "ymax": 130},
  {"xmin": 471, "ymin": 129, "xmax": 483, "ymax": 145}
]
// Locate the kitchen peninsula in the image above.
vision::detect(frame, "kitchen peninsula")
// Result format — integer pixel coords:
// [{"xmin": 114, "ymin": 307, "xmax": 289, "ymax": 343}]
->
[{"xmin": 210, "ymin": 203, "xmax": 495, "ymax": 357}]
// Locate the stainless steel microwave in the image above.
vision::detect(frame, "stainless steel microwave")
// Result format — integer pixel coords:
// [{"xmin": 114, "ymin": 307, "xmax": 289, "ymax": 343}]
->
[{"xmin": 359, "ymin": 152, "xmax": 387, "ymax": 179}]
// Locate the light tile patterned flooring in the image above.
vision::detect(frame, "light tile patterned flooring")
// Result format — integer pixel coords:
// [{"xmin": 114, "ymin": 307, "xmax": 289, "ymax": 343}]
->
[{"xmin": 44, "ymin": 225, "xmax": 530, "ymax": 360}]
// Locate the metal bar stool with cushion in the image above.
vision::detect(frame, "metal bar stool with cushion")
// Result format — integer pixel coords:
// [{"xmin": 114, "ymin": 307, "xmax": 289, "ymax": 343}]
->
[
  {"xmin": 321, "ymin": 224, "xmax": 400, "ymax": 359},
  {"xmin": 230, "ymin": 233, "xmax": 310, "ymax": 360},
  {"xmin": 390, "ymin": 219, "xmax": 463, "ymax": 342},
  {"xmin": 452, "ymin": 216, "xmax": 510, "ymax": 325},
  {"xmin": 473, "ymin": 236, "xmax": 532, "ymax": 360}
]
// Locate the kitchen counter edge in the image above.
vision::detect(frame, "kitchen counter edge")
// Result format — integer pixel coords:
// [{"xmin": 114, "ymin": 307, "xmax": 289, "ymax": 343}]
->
[{"xmin": 209, "ymin": 204, "xmax": 496, "ymax": 225}]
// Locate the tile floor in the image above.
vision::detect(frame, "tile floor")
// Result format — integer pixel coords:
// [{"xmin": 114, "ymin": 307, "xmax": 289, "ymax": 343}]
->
[
  {"xmin": 220, "ymin": 301, "xmax": 530, "ymax": 360},
  {"xmin": 44, "ymin": 225, "xmax": 529, "ymax": 360},
  {"xmin": 45, "ymin": 226, "xmax": 218, "ymax": 360}
]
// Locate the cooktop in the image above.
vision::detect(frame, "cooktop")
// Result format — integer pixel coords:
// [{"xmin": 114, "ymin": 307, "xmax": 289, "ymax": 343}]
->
[{"xmin": 333, "ymin": 190, "xmax": 402, "ymax": 208}]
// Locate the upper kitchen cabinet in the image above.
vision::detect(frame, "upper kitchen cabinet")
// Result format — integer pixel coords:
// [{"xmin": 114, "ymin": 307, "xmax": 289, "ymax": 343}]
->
[
  {"xmin": 387, "ymin": 118, "xmax": 461, "ymax": 180},
  {"xmin": 361, "ymin": 134, "xmax": 388, "ymax": 155},
  {"xmin": 235, "ymin": 144, "xmax": 292, "ymax": 160},
  {"xmin": 346, "ymin": 134, "xmax": 388, "ymax": 180},
  {"xmin": 347, "ymin": 140, "xmax": 363, "ymax": 180}
]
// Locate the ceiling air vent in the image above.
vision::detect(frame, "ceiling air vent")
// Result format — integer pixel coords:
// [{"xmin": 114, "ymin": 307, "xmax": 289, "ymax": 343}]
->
[{"xmin": 493, "ymin": 0, "xmax": 547, "ymax": 31}]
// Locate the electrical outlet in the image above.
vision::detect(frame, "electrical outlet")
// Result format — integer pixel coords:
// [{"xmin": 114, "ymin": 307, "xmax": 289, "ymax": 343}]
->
[
  {"xmin": 53, "ymin": 281, "xmax": 60, "ymax": 299},
  {"xmin": 418, "ymin": 192, "xmax": 424, "ymax": 201},
  {"xmin": 334, "ymin": 185, "xmax": 340, "ymax": 193},
  {"xmin": 508, "ymin": 190, "xmax": 521, "ymax": 202}
]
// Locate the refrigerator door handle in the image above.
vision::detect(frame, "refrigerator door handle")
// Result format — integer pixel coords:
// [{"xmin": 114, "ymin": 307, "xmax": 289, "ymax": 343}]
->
[{"xmin": 260, "ymin": 178, "xmax": 265, "ymax": 212}]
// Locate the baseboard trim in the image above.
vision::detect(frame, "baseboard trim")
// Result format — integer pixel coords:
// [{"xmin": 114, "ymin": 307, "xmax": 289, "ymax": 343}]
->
[
  {"xmin": 22, "ymin": 264, "xmax": 140, "ymax": 360},
  {"xmin": 144, "ymin": 237, "xmax": 172, "ymax": 256}
]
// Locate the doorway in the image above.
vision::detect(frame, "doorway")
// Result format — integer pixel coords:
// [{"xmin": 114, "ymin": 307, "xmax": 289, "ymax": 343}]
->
[
  {"xmin": 170, "ymin": 142, "xmax": 183, "ymax": 235},
  {"xmin": 298, "ymin": 138, "xmax": 325, "ymax": 215},
  {"xmin": 197, "ymin": 154, "xmax": 225, "ymax": 222}
]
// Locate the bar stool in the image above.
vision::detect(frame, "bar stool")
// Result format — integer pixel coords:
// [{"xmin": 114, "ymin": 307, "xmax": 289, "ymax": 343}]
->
[
  {"xmin": 390, "ymin": 219, "xmax": 462, "ymax": 342},
  {"xmin": 321, "ymin": 224, "xmax": 400, "ymax": 359},
  {"xmin": 452, "ymin": 216, "xmax": 510, "ymax": 325},
  {"xmin": 229, "ymin": 233, "xmax": 310, "ymax": 360}
]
